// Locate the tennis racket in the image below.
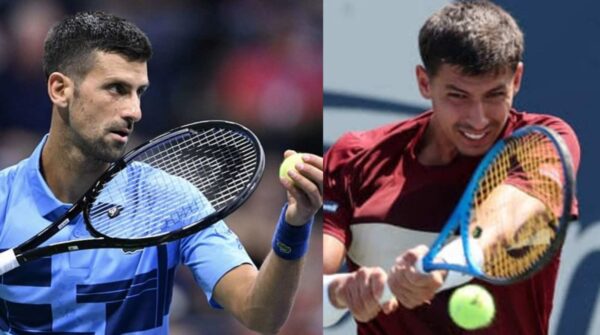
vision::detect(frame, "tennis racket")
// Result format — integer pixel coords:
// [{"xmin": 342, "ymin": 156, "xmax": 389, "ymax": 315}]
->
[
  {"xmin": 378, "ymin": 125, "xmax": 575, "ymax": 303},
  {"xmin": 0, "ymin": 120, "xmax": 265, "ymax": 275}
]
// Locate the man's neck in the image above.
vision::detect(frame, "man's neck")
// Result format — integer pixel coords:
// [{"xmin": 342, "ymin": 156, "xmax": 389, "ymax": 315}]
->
[
  {"xmin": 417, "ymin": 123, "xmax": 458, "ymax": 166},
  {"xmin": 41, "ymin": 132, "xmax": 107, "ymax": 204}
]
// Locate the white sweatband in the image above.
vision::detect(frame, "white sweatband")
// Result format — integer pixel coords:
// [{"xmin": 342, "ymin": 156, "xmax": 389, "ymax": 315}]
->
[{"xmin": 323, "ymin": 274, "xmax": 349, "ymax": 328}]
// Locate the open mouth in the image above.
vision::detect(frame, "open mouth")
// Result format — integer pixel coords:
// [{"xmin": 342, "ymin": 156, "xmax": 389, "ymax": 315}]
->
[
  {"xmin": 461, "ymin": 131, "xmax": 487, "ymax": 141},
  {"xmin": 109, "ymin": 129, "xmax": 130, "ymax": 142}
]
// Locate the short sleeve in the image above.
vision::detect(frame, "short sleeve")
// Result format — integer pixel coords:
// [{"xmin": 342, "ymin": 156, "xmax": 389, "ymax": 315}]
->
[
  {"xmin": 512, "ymin": 115, "xmax": 581, "ymax": 218},
  {"xmin": 538, "ymin": 117, "xmax": 581, "ymax": 218},
  {"xmin": 323, "ymin": 132, "xmax": 364, "ymax": 245},
  {"xmin": 540, "ymin": 118, "xmax": 581, "ymax": 173},
  {"xmin": 0, "ymin": 167, "xmax": 17, "ymax": 233},
  {"xmin": 180, "ymin": 220, "xmax": 255, "ymax": 308}
]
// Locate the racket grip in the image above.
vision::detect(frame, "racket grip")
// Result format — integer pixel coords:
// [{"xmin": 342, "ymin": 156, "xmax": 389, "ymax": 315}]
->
[
  {"xmin": 378, "ymin": 281, "xmax": 394, "ymax": 305},
  {"xmin": 378, "ymin": 257, "xmax": 428, "ymax": 304},
  {"xmin": 423, "ymin": 239, "xmax": 481, "ymax": 291},
  {"xmin": 415, "ymin": 256, "xmax": 427, "ymax": 274},
  {"xmin": 0, "ymin": 249, "xmax": 19, "ymax": 276}
]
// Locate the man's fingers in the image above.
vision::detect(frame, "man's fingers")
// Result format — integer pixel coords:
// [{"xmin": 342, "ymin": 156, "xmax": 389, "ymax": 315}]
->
[
  {"xmin": 368, "ymin": 269, "xmax": 388, "ymax": 302},
  {"xmin": 300, "ymin": 152, "xmax": 323, "ymax": 170},
  {"xmin": 396, "ymin": 244, "xmax": 429, "ymax": 265},
  {"xmin": 356, "ymin": 268, "xmax": 382, "ymax": 311},
  {"xmin": 339, "ymin": 267, "xmax": 390, "ymax": 322},
  {"xmin": 381, "ymin": 297, "xmax": 398, "ymax": 314},
  {"xmin": 387, "ymin": 245, "xmax": 443, "ymax": 309}
]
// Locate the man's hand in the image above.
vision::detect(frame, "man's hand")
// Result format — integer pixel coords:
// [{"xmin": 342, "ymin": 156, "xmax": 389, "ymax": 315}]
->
[
  {"xmin": 279, "ymin": 150, "xmax": 323, "ymax": 226},
  {"xmin": 328, "ymin": 267, "xmax": 399, "ymax": 323},
  {"xmin": 388, "ymin": 245, "xmax": 446, "ymax": 309}
]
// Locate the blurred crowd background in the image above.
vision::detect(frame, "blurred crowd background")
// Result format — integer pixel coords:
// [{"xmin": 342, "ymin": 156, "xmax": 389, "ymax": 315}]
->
[{"xmin": 0, "ymin": 0, "xmax": 322, "ymax": 334}]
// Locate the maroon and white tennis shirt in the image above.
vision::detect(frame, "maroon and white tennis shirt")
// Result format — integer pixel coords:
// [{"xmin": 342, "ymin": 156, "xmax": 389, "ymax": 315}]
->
[{"xmin": 324, "ymin": 110, "xmax": 580, "ymax": 335}]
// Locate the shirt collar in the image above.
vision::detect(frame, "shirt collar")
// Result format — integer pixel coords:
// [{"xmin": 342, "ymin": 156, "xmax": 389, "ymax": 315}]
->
[
  {"xmin": 25, "ymin": 135, "xmax": 71, "ymax": 221},
  {"xmin": 404, "ymin": 110, "xmax": 433, "ymax": 160}
]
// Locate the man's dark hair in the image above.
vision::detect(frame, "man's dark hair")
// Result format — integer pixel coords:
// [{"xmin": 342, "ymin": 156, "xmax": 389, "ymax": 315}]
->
[
  {"xmin": 43, "ymin": 11, "xmax": 152, "ymax": 80},
  {"xmin": 419, "ymin": 0, "xmax": 523, "ymax": 77}
]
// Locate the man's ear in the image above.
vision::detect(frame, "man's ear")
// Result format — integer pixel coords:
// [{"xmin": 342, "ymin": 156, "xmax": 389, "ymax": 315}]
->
[
  {"xmin": 47, "ymin": 72, "xmax": 75, "ymax": 108},
  {"xmin": 512, "ymin": 62, "xmax": 524, "ymax": 95},
  {"xmin": 416, "ymin": 65, "xmax": 432, "ymax": 99}
]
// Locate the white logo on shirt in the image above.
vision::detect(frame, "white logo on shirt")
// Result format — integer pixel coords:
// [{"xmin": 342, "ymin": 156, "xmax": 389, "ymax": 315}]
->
[{"xmin": 323, "ymin": 201, "xmax": 339, "ymax": 213}]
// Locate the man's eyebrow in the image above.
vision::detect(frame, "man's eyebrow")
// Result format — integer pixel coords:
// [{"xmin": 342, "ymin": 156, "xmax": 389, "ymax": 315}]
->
[
  {"xmin": 445, "ymin": 84, "xmax": 469, "ymax": 93},
  {"xmin": 488, "ymin": 85, "xmax": 506, "ymax": 92},
  {"xmin": 445, "ymin": 83, "xmax": 507, "ymax": 94},
  {"xmin": 104, "ymin": 79, "xmax": 150, "ymax": 90}
]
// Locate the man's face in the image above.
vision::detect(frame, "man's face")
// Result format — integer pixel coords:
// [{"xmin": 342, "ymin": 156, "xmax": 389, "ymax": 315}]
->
[
  {"xmin": 67, "ymin": 51, "xmax": 149, "ymax": 162},
  {"xmin": 417, "ymin": 63, "xmax": 523, "ymax": 157}
]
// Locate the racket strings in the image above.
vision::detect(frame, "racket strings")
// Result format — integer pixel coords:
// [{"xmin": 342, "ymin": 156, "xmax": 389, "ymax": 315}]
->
[
  {"xmin": 137, "ymin": 132, "xmax": 256, "ymax": 207},
  {"xmin": 88, "ymin": 127, "xmax": 260, "ymax": 239},
  {"xmin": 485, "ymin": 213, "xmax": 556, "ymax": 279},
  {"xmin": 93, "ymin": 135, "xmax": 218, "ymax": 238},
  {"xmin": 471, "ymin": 132, "xmax": 564, "ymax": 280},
  {"xmin": 129, "ymin": 129, "xmax": 255, "ymax": 196},
  {"xmin": 98, "ymin": 133, "xmax": 256, "ymax": 238}
]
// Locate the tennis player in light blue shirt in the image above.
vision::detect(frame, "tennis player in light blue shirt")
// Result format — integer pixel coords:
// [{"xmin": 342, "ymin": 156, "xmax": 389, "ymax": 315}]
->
[
  {"xmin": 0, "ymin": 11, "xmax": 322, "ymax": 335},
  {"xmin": 0, "ymin": 136, "xmax": 251, "ymax": 334}
]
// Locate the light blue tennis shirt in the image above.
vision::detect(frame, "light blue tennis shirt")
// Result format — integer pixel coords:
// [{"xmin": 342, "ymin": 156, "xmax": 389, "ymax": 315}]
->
[{"xmin": 0, "ymin": 136, "xmax": 255, "ymax": 334}]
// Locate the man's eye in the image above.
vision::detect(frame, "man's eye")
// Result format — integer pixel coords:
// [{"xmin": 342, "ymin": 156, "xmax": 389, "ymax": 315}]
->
[
  {"xmin": 109, "ymin": 84, "xmax": 126, "ymax": 95},
  {"xmin": 448, "ymin": 92, "xmax": 466, "ymax": 99},
  {"xmin": 487, "ymin": 92, "xmax": 506, "ymax": 100}
]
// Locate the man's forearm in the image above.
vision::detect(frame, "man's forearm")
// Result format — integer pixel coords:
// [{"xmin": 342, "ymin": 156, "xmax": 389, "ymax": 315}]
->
[
  {"xmin": 239, "ymin": 204, "xmax": 313, "ymax": 333},
  {"xmin": 241, "ymin": 251, "xmax": 305, "ymax": 334}
]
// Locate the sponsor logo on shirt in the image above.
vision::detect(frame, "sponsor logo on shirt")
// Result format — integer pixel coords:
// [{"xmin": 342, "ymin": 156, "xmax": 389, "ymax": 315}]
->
[{"xmin": 323, "ymin": 201, "xmax": 339, "ymax": 213}]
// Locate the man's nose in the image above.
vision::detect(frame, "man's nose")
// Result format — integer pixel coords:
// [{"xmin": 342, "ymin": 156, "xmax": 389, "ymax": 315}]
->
[
  {"xmin": 122, "ymin": 95, "xmax": 142, "ymax": 123},
  {"xmin": 466, "ymin": 101, "xmax": 489, "ymax": 130}
]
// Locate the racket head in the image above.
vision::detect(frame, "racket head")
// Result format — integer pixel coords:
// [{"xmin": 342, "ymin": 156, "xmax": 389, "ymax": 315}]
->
[
  {"xmin": 81, "ymin": 120, "xmax": 265, "ymax": 245},
  {"xmin": 423, "ymin": 125, "xmax": 575, "ymax": 284}
]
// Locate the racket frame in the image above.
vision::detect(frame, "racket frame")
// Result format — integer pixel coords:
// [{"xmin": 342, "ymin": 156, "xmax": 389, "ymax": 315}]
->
[
  {"xmin": 421, "ymin": 125, "xmax": 575, "ymax": 284},
  {"xmin": 12, "ymin": 120, "xmax": 265, "ymax": 265}
]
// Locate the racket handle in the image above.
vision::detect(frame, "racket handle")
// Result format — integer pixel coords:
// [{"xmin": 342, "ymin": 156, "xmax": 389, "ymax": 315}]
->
[
  {"xmin": 0, "ymin": 249, "xmax": 19, "ymax": 276},
  {"xmin": 415, "ymin": 256, "xmax": 427, "ymax": 274},
  {"xmin": 378, "ymin": 281, "xmax": 394, "ymax": 305},
  {"xmin": 419, "ymin": 239, "xmax": 482, "ymax": 291},
  {"xmin": 378, "ymin": 257, "xmax": 428, "ymax": 304}
]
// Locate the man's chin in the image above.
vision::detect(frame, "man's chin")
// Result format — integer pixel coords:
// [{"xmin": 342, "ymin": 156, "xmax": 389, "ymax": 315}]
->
[
  {"xmin": 458, "ymin": 144, "xmax": 493, "ymax": 157},
  {"xmin": 107, "ymin": 148, "xmax": 127, "ymax": 162},
  {"xmin": 96, "ymin": 144, "xmax": 128, "ymax": 163}
]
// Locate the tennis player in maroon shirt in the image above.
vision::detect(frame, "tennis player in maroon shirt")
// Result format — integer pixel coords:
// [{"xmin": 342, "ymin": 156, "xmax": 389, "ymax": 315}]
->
[{"xmin": 323, "ymin": 1, "xmax": 580, "ymax": 334}]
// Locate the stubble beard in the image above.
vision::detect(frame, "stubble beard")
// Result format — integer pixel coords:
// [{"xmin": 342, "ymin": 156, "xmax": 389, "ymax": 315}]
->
[
  {"xmin": 87, "ymin": 136, "xmax": 127, "ymax": 163},
  {"xmin": 69, "ymin": 125, "xmax": 128, "ymax": 164},
  {"xmin": 69, "ymin": 90, "xmax": 129, "ymax": 164}
]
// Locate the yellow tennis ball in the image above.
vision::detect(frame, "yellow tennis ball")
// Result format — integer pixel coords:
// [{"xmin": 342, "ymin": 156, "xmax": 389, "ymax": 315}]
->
[
  {"xmin": 279, "ymin": 153, "xmax": 304, "ymax": 182},
  {"xmin": 449, "ymin": 284, "xmax": 495, "ymax": 330}
]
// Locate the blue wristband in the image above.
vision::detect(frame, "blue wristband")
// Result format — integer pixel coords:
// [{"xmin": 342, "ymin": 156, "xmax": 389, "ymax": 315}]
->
[{"xmin": 272, "ymin": 204, "xmax": 313, "ymax": 260}]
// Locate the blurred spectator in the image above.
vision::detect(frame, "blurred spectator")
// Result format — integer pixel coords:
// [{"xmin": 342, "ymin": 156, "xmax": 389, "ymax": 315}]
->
[
  {"xmin": 0, "ymin": 128, "xmax": 39, "ymax": 168},
  {"xmin": 0, "ymin": 0, "xmax": 62, "ymax": 133},
  {"xmin": 212, "ymin": 1, "xmax": 322, "ymax": 132},
  {"xmin": 0, "ymin": 0, "xmax": 322, "ymax": 334}
]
